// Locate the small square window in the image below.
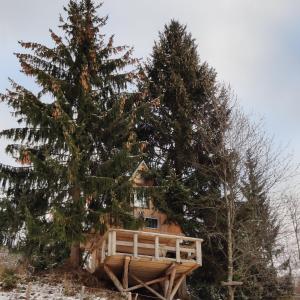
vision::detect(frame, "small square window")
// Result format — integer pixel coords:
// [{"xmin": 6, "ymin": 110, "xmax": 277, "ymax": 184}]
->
[{"xmin": 145, "ymin": 217, "xmax": 158, "ymax": 229}]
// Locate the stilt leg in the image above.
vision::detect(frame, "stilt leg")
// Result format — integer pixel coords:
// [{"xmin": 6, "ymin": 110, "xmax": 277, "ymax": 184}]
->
[{"xmin": 123, "ymin": 256, "xmax": 131, "ymax": 289}]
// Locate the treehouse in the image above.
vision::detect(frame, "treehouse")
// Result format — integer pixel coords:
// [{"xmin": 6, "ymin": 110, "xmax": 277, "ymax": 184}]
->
[{"xmin": 84, "ymin": 161, "xmax": 203, "ymax": 300}]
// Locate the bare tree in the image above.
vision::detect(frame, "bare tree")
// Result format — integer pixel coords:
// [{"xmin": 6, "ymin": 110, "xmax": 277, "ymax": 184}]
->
[
  {"xmin": 285, "ymin": 193, "xmax": 300, "ymax": 261},
  {"xmin": 193, "ymin": 87, "xmax": 294, "ymax": 300}
]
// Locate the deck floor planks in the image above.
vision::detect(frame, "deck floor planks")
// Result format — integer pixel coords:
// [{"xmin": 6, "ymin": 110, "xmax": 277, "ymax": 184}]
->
[{"xmin": 101, "ymin": 254, "xmax": 198, "ymax": 283}]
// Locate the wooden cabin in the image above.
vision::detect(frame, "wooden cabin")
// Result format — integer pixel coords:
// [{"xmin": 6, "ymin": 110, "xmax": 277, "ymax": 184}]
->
[{"xmin": 83, "ymin": 162, "xmax": 203, "ymax": 300}]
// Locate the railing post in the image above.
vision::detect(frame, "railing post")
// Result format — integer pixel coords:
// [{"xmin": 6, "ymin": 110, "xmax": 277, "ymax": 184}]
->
[
  {"xmin": 107, "ymin": 231, "xmax": 112, "ymax": 256},
  {"xmin": 112, "ymin": 230, "xmax": 117, "ymax": 255},
  {"xmin": 196, "ymin": 240, "xmax": 202, "ymax": 266},
  {"xmin": 155, "ymin": 236, "xmax": 159, "ymax": 260},
  {"xmin": 133, "ymin": 233, "xmax": 138, "ymax": 258},
  {"xmin": 176, "ymin": 238, "xmax": 181, "ymax": 263}
]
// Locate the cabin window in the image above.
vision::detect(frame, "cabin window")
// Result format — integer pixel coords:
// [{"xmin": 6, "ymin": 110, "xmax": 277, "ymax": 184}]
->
[
  {"xmin": 145, "ymin": 217, "xmax": 159, "ymax": 229},
  {"xmin": 133, "ymin": 190, "xmax": 148, "ymax": 208}
]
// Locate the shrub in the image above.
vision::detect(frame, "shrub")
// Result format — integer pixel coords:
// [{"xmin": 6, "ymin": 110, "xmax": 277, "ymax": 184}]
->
[{"xmin": 0, "ymin": 268, "xmax": 18, "ymax": 291}]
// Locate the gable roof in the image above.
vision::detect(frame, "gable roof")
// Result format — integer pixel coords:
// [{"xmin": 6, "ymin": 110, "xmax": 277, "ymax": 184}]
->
[{"xmin": 129, "ymin": 160, "xmax": 149, "ymax": 182}]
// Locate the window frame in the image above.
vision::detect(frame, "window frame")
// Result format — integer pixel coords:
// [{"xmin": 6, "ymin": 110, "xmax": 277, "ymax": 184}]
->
[
  {"xmin": 144, "ymin": 217, "xmax": 159, "ymax": 229},
  {"xmin": 133, "ymin": 190, "xmax": 148, "ymax": 208}
]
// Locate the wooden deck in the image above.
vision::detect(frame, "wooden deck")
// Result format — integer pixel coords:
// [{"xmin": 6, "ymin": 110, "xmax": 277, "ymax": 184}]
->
[{"xmin": 89, "ymin": 229, "xmax": 203, "ymax": 300}]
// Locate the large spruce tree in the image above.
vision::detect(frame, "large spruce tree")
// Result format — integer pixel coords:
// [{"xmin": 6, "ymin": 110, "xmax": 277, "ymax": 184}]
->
[
  {"xmin": 140, "ymin": 20, "xmax": 229, "ymax": 298},
  {"xmin": 0, "ymin": 0, "xmax": 143, "ymax": 268}
]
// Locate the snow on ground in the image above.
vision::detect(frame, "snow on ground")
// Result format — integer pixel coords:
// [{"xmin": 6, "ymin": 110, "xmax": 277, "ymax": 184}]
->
[{"xmin": 0, "ymin": 282, "xmax": 108, "ymax": 300}]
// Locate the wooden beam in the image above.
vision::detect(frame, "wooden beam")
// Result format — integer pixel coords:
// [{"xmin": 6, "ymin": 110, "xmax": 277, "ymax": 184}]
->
[
  {"xmin": 221, "ymin": 281, "xmax": 243, "ymax": 286},
  {"xmin": 166, "ymin": 265, "xmax": 176, "ymax": 299},
  {"xmin": 126, "ymin": 275, "xmax": 168, "ymax": 292},
  {"xmin": 109, "ymin": 228, "xmax": 204, "ymax": 243},
  {"xmin": 163, "ymin": 263, "xmax": 175, "ymax": 298},
  {"xmin": 155, "ymin": 236, "xmax": 160, "ymax": 259},
  {"xmin": 133, "ymin": 233, "xmax": 138, "ymax": 258},
  {"xmin": 116, "ymin": 240, "xmax": 195, "ymax": 254},
  {"xmin": 169, "ymin": 265, "xmax": 200, "ymax": 299},
  {"xmin": 130, "ymin": 274, "xmax": 166, "ymax": 300},
  {"xmin": 164, "ymin": 279, "xmax": 169, "ymax": 298},
  {"xmin": 104, "ymin": 265, "xmax": 124, "ymax": 292},
  {"xmin": 170, "ymin": 274, "xmax": 186, "ymax": 300},
  {"xmin": 122, "ymin": 256, "xmax": 131, "ymax": 289}
]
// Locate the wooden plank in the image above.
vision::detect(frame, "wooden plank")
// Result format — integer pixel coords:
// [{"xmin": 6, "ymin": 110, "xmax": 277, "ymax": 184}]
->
[
  {"xmin": 133, "ymin": 233, "xmax": 138, "ymax": 258},
  {"xmin": 176, "ymin": 239, "xmax": 181, "ymax": 263},
  {"xmin": 155, "ymin": 236, "xmax": 160, "ymax": 259},
  {"xmin": 126, "ymin": 275, "xmax": 168, "ymax": 292},
  {"xmin": 116, "ymin": 240, "xmax": 196, "ymax": 254},
  {"xmin": 104, "ymin": 265, "xmax": 124, "ymax": 292},
  {"xmin": 130, "ymin": 274, "xmax": 166, "ymax": 300},
  {"xmin": 123, "ymin": 256, "xmax": 131, "ymax": 289},
  {"xmin": 166, "ymin": 265, "xmax": 176, "ymax": 299},
  {"xmin": 221, "ymin": 281, "xmax": 243, "ymax": 286},
  {"xmin": 103, "ymin": 254, "xmax": 199, "ymax": 283}
]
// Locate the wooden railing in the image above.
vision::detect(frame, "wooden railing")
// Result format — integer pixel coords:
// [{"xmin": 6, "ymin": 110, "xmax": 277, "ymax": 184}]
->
[{"xmin": 100, "ymin": 229, "xmax": 203, "ymax": 266}]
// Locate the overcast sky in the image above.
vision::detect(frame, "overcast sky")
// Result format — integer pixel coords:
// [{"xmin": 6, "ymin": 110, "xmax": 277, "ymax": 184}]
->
[{"xmin": 0, "ymin": 0, "xmax": 299, "ymax": 186}]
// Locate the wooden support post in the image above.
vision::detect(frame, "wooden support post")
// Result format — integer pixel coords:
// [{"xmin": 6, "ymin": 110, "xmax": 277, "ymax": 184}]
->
[
  {"xmin": 133, "ymin": 233, "xmax": 138, "ymax": 258},
  {"xmin": 164, "ymin": 263, "xmax": 175, "ymax": 297},
  {"xmin": 155, "ymin": 236, "xmax": 159, "ymax": 260},
  {"xmin": 101, "ymin": 240, "xmax": 106, "ymax": 263},
  {"xmin": 196, "ymin": 240, "xmax": 202, "ymax": 266},
  {"xmin": 104, "ymin": 265, "xmax": 124, "ymax": 292},
  {"xmin": 80, "ymin": 286, "xmax": 85, "ymax": 300},
  {"xmin": 123, "ymin": 256, "xmax": 131, "ymax": 289},
  {"xmin": 170, "ymin": 274, "xmax": 186, "ymax": 300},
  {"xmin": 107, "ymin": 231, "xmax": 112, "ymax": 256},
  {"xmin": 25, "ymin": 283, "xmax": 31, "ymax": 300},
  {"xmin": 131, "ymin": 274, "xmax": 166, "ymax": 300},
  {"xmin": 177, "ymin": 275, "xmax": 188, "ymax": 300},
  {"xmin": 112, "ymin": 230, "xmax": 117, "ymax": 255},
  {"xmin": 125, "ymin": 292, "xmax": 132, "ymax": 300},
  {"xmin": 164, "ymin": 279, "xmax": 169, "ymax": 298},
  {"xmin": 176, "ymin": 239, "xmax": 181, "ymax": 263},
  {"xmin": 166, "ymin": 266, "xmax": 176, "ymax": 299}
]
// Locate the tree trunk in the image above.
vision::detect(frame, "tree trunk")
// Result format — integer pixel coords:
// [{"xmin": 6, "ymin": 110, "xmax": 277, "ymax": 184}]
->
[
  {"xmin": 70, "ymin": 241, "xmax": 81, "ymax": 268},
  {"xmin": 225, "ymin": 181, "xmax": 235, "ymax": 300},
  {"xmin": 69, "ymin": 184, "xmax": 82, "ymax": 268},
  {"xmin": 228, "ymin": 286, "xmax": 234, "ymax": 300},
  {"xmin": 177, "ymin": 276, "xmax": 190, "ymax": 300}
]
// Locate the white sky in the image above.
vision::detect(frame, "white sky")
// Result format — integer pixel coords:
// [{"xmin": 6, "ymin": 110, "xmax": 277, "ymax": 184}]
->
[{"xmin": 0, "ymin": 0, "xmax": 299, "ymax": 188}]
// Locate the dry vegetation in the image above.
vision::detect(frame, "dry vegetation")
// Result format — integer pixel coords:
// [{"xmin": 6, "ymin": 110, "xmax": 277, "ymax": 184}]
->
[{"xmin": 0, "ymin": 251, "xmax": 132, "ymax": 299}]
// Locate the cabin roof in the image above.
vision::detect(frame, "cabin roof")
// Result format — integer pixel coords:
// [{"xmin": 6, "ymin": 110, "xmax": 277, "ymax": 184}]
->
[{"xmin": 129, "ymin": 160, "xmax": 149, "ymax": 182}]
